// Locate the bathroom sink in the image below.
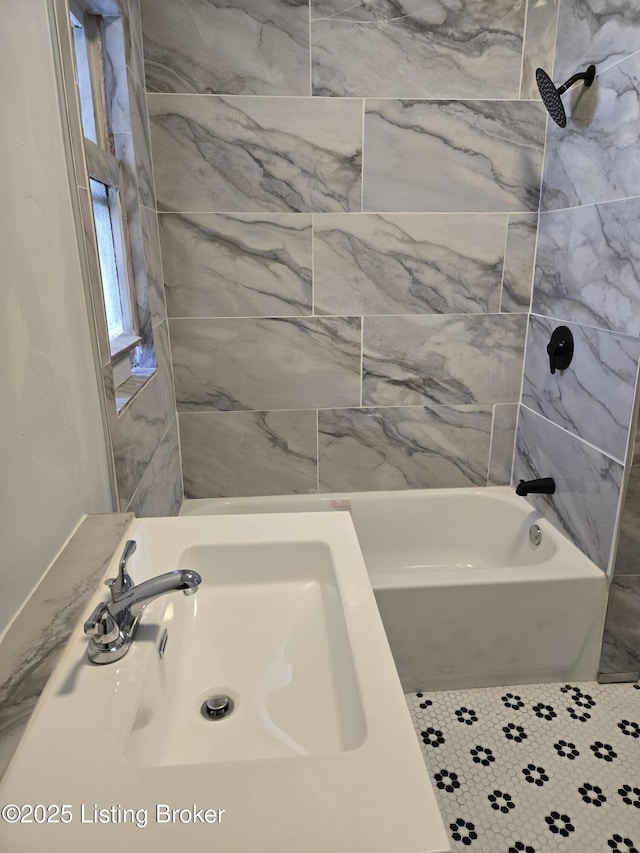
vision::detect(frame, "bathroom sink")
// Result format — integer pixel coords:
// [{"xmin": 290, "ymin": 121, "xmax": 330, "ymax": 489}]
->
[
  {"xmin": 0, "ymin": 513, "xmax": 449, "ymax": 853},
  {"xmin": 125, "ymin": 541, "xmax": 366, "ymax": 766}
]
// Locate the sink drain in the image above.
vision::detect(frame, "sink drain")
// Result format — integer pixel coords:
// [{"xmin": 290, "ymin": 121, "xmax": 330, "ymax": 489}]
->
[{"xmin": 201, "ymin": 694, "xmax": 234, "ymax": 720}]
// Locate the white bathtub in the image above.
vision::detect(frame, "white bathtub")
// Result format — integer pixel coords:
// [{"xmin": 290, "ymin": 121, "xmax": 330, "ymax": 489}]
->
[{"xmin": 181, "ymin": 487, "xmax": 607, "ymax": 691}]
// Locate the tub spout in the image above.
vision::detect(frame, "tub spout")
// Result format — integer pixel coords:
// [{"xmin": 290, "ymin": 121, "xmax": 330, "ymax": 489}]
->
[{"xmin": 516, "ymin": 477, "xmax": 555, "ymax": 497}]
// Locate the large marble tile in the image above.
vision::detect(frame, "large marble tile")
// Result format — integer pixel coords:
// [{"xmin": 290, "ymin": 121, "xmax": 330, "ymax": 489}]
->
[
  {"xmin": 554, "ymin": 0, "xmax": 640, "ymax": 84},
  {"xmin": 128, "ymin": 78, "xmax": 155, "ymax": 209},
  {"xmin": 121, "ymin": 189, "xmax": 154, "ymax": 364},
  {"xmin": 126, "ymin": 418, "xmax": 183, "ymax": 517},
  {"xmin": 488, "ymin": 403, "xmax": 518, "ymax": 485},
  {"xmin": 533, "ymin": 197, "xmax": 640, "ymax": 335},
  {"xmin": 180, "ymin": 410, "xmax": 317, "ymax": 498},
  {"xmin": 122, "ymin": 0, "xmax": 145, "ymax": 89},
  {"xmin": 116, "ymin": 177, "xmax": 157, "ymax": 370},
  {"xmin": 522, "ymin": 315, "xmax": 640, "ymax": 462},
  {"xmin": 514, "ymin": 405, "xmax": 623, "ymax": 570},
  {"xmin": 113, "ymin": 126, "xmax": 160, "ymax": 362},
  {"xmin": 0, "ymin": 513, "xmax": 133, "ymax": 778},
  {"xmin": 170, "ymin": 316, "xmax": 362, "ymax": 411},
  {"xmin": 363, "ymin": 99, "xmax": 546, "ymax": 213},
  {"xmin": 311, "ymin": 0, "xmax": 360, "ymax": 13},
  {"xmin": 141, "ymin": 0, "xmax": 310, "ymax": 96},
  {"xmin": 363, "ymin": 313, "xmax": 527, "ymax": 407},
  {"xmin": 109, "ymin": 321, "xmax": 177, "ymax": 506},
  {"xmin": 140, "ymin": 204, "xmax": 167, "ymax": 326},
  {"xmin": 613, "ymin": 465, "xmax": 640, "ymax": 576},
  {"xmin": 318, "ymin": 405, "xmax": 492, "ymax": 492},
  {"xmin": 311, "ymin": 1, "xmax": 526, "ymax": 98},
  {"xmin": 103, "ymin": 15, "xmax": 131, "ymax": 135},
  {"xmin": 501, "ymin": 213, "xmax": 537, "ymax": 313},
  {"xmin": 600, "ymin": 576, "xmax": 640, "ymax": 675},
  {"xmin": 541, "ymin": 53, "xmax": 640, "ymax": 211},
  {"xmin": 148, "ymin": 95, "xmax": 363, "ymax": 213},
  {"xmin": 313, "ymin": 213, "xmax": 505, "ymax": 316},
  {"xmin": 521, "ymin": 0, "xmax": 559, "ymax": 99},
  {"xmin": 160, "ymin": 213, "xmax": 312, "ymax": 318}
]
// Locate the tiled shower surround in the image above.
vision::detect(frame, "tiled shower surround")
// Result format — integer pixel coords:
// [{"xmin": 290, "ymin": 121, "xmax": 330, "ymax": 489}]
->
[
  {"xmin": 141, "ymin": 0, "xmax": 558, "ymax": 499},
  {"xmin": 510, "ymin": 1, "xmax": 640, "ymax": 673}
]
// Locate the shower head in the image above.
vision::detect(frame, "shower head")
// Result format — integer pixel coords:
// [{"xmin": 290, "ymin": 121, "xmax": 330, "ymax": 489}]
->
[{"xmin": 535, "ymin": 64, "xmax": 596, "ymax": 127}]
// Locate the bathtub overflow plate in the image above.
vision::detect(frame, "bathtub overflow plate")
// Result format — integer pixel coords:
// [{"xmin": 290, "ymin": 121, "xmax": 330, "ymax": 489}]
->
[{"xmin": 529, "ymin": 524, "xmax": 542, "ymax": 546}]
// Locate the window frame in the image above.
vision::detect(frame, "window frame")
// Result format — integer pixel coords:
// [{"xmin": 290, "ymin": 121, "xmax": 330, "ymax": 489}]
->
[{"xmin": 69, "ymin": 0, "xmax": 141, "ymax": 363}]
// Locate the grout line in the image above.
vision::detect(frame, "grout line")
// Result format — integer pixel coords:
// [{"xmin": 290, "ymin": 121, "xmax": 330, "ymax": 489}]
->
[
  {"xmin": 308, "ymin": 0, "xmax": 313, "ymax": 97},
  {"xmin": 316, "ymin": 408, "xmax": 320, "ymax": 493},
  {"xmin": 498, "ymin": 215, "xmax": 510, "ymax": 314},
  {"xmin": 167, "ymin": 311, "xmax": 528, "ymax": 321},
  {"xmin": 155, "ymin": 209, "xmax": 541, "ymax": 217},
  {"xmin": 520, "ymin": 405, "xmax": 624, "ymax": 465},
  {"xmin": 510, "ymin": 68, "xmax": 551, "ymax": 481},
  {"xmin": 311, "ymin": 0, "xmax": 378, "ymax": 22},
  {"xmin": 608, "ymin": 358, "xmax": 640, "ymax": 573},
  {"xmin": 529, "ymin": 310, "xmax": 639, "ymax": 341},
  {"xmin": 146, "ymin": 92, "xmax": 542, "ymax": 103},
  {"xmin": 486, "ymin": 404, "xmax": 496, "ymax": 485},
  {"xmin": 548, "ymin": 0, "xmax": 561, "ymax": 81},
  {"xmin": 360, "ymin": 98, "xmax": 366, "ymax": 211},
  {"xmin": 538, "ymin": 192, "xmax": 640, "ymax": 217},
  {"xmin": 313, "ymin": 1, "xmax": 512, "ymax": 28},
  {"xmin": 167, "ymin": 314, "xmax": 363, "ymax": 321},
  {"xmin": 174, "ymin": 410, "xmax": 186, "ymax": 508},
  {"xmin": 311, "ymin": 213, "xmax": 316, "ymax": 315},
  {"xmin": 510, "ymin": 379, "xmax": 528, "ymax": 487},
  {"xmin": 517, "ymin": 0, "xmax": 530, "ymax": 100},
  {"xmin": 573, "ymin": 45, "xmax": 640, "ymax": 81},
  {"xmin": 176, "ymin": 403, "xmax": 499, "ymax": 415},
  {"xmin": 360, "ymin": 316, "xmax": 364, "ymax": 407}
]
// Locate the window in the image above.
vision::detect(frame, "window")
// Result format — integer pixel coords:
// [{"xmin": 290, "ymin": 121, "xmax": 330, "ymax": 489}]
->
[
  {"xmin": 90, "ymin": 177, "xmax": 139, "ymax": 353},
  {"xmin": 69, "ymin": 3, "xmax": 140, "ymax": 370}
]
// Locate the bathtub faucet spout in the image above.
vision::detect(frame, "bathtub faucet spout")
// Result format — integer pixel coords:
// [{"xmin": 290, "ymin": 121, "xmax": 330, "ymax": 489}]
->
[{"xmin": 516, "ymin": 477, "xmax": 555, "ymax": 497}]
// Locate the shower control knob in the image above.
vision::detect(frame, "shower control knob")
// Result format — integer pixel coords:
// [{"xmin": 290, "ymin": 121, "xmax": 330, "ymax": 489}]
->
[{"xmin": 547, "ymin": 326, "xmax": 574, "ymax": 375}]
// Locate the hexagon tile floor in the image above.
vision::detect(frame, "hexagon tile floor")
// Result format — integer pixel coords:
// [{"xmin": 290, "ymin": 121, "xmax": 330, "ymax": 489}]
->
[{"xmin": 406, "ymin": 682, "xmax": 640, "ymax": 853}]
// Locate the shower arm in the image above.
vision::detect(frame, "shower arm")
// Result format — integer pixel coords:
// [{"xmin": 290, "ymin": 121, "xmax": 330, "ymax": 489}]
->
[{"xmin": 556, "ymin": 67, "xmax": 596, "ymax": 96}]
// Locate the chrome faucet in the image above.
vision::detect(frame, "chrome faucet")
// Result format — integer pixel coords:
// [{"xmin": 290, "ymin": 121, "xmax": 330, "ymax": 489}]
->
[{"xmin": 84, "ymin": 539, "xmax": 202, "ymax": 664}]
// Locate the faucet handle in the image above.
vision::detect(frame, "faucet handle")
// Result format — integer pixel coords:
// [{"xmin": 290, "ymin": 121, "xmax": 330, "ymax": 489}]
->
[
  {"xmin": 106, "ymin": 539, "xmax": 136, "ymax": 601},
  {"xmin": 84, "ymin": 603, "xmax": 120, "ymax": 644},
  {"xmin": 547, "ymin": 326, "xmax": 574, "ymax": 375}
]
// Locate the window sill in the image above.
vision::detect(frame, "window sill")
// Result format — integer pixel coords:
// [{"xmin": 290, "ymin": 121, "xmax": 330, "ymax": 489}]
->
[
  {"xmin": 109, "ymin": 332, "xmax": 142, "ymax": 360},
  {"xmin": 115, "ymin": 367, "xmax": 155, "ymax": 413}
]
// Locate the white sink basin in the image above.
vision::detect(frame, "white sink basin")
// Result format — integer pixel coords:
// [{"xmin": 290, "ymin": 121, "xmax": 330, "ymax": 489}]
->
[
  {"xmin": 0, "ymin": 513, "xmax": 449, "ymax": 853},
  {"xmin": 125, "ymin": 542, "xmax": 366, "ymax": 766}
]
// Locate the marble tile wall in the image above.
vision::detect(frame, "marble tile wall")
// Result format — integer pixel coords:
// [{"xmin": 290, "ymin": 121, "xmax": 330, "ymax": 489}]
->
[
  {"xmin": 363, "ymin": 100, "xmax": 546, "ymax": 213},
  {"xmin": 521, "ymin": 315, "xmax": 640, "ymax": 462},
  {"xmin": 55, "ymin": 0, "xmax": 182, "ymax": 518},
  {"xmin": 0, "ymin": 514, "xmax": 133, "ymax": 778},
  {"xmin": 141, "ymin": 0, "xmax": 558, "ymax": 498},
  {"xmin": 509, "ymin": 1, "xmax": 640, "ymax": 671},
  {"xmin": 515, "ymin": 406, "xmax": 624, "ymax": 571}
]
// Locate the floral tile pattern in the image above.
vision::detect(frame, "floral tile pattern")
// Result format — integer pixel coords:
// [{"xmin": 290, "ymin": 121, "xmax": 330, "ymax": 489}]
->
[{"xmin": 407, "ymin": 682, "xmax": 640, "ymax": 852}]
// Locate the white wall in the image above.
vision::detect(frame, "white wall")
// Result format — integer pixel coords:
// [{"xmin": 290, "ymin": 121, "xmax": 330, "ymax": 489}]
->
[{"xmin": 0, "ymin": 0, "xmax": 113, "ymax": 635}]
